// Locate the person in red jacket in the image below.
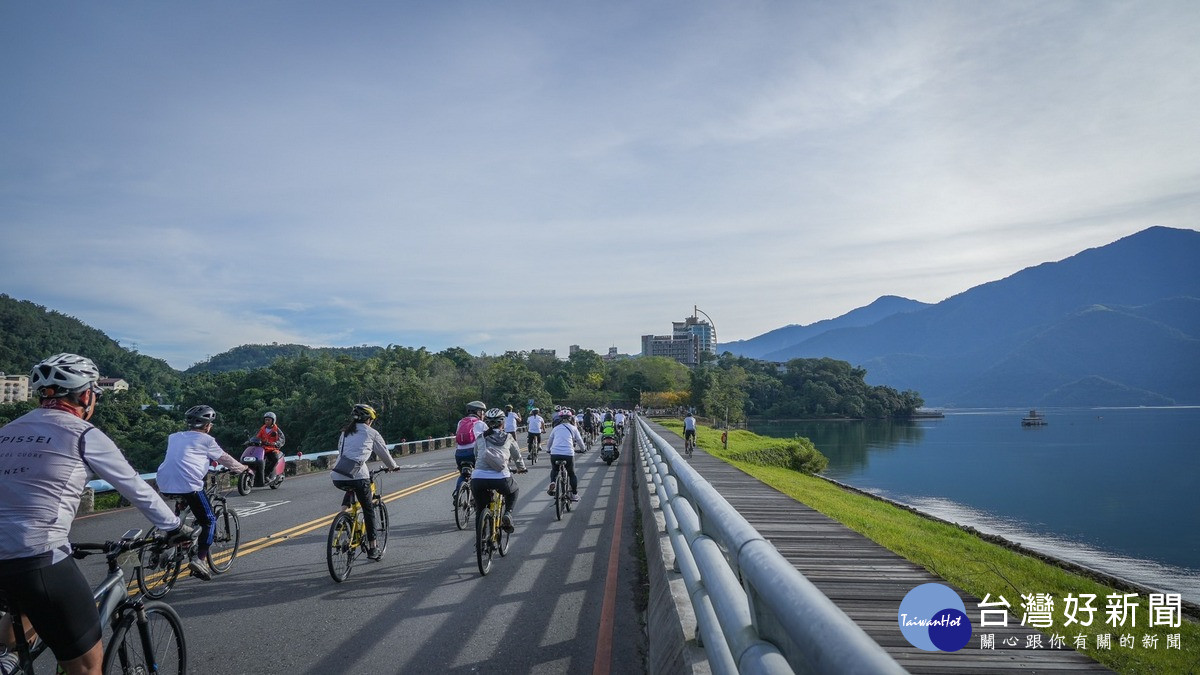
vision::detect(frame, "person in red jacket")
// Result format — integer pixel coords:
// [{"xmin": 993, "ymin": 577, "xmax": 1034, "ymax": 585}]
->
[{"xmin": 253, "ymin": 411, "xmax": 286, "ymax": 477}]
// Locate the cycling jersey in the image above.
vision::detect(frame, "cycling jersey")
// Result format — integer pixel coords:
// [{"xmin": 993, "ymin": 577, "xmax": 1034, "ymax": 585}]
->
[
  {"xmin": 0, "ymin": 408, "xmax": 179, "ymax": 562},
  {"xmin": 684, "ymin": 416, "xmax": 697, "ymax": 431},
  {"xmin": 155, "ymin": 430, "xmax": 245, "ymax": 494},
  {"xmin": 472, "ymin": 430, "xmax": 525, "ymax": 480},
  {"xmin": 526, "ymin": 415, "xmax": 544, "ymax": 434}
]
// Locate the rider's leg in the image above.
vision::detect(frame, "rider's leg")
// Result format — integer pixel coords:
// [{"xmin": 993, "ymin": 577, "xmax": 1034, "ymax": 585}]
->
[
  {"xmin": 565, "ymin": 457, "xmax": 578, "ymax": 494},
  {"xmin": 352, "ymin": 481, "xmax": 376, "ymax": 543},
  {"xmin": 0, "ymin": 557, "xmax": 103, "ymax": 674},
  {"xmin": 454, "ymin": 453, "xmax": 474, "ymax": 494},
  {"xmin": 182, "ymin": 492, "xmax": 216, "ymax": 559}
]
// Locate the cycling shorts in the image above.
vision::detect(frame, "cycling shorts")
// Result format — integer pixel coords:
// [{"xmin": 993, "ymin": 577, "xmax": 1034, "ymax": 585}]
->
[
  {"xmin": 0, "ymin": 555, "xmax": 101, "ymax": 661},
  {"xmin": 684, "ymin": 429, "xmax": 696, "ymax": 439}
]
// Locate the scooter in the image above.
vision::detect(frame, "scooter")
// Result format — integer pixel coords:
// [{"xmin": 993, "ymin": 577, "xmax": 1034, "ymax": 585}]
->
[
  {"xmin": 238, "ymin": 439, "xmax": 284, "ymax": 495},
  {"xmin": 600, "ymin": 434, "xmax": 620, "ymax": 465}
]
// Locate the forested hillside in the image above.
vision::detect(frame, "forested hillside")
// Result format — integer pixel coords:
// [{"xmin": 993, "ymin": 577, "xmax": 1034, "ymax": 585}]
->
[
  {"xmin": 185, "ymin": 344, "xmax": 384, "ymax": 373},
  {"xmin": 1, "ymin": 295, "xmax": 922, "ymax": 472}
]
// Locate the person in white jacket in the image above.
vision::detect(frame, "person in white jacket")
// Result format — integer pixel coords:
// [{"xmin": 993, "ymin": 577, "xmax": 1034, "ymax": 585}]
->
[
  {"xmin": 331, "ymin": 404, "xmax": 397, "ymax": 560},
  {"xmin": 471, "ymin": 408, "xmax": 527, "ymax": 532},
  {"xmin": 546, "ymin": 409, "xmax": 586, "ymax": 501},
  {"xmin": 0, "ymin": 353, "xmax": 189, "ymax": 675}
]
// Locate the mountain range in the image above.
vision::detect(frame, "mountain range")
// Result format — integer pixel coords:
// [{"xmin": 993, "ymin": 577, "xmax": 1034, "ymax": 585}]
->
[{"xmin": 721, "ymin": 226, "xmax": 1200, "ymax": 407}]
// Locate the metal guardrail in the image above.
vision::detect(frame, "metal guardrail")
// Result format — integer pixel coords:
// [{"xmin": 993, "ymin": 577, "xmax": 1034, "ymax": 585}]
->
[{"xmin": 635, "ymin": 416, "xmax": 906, "ymax": 675}]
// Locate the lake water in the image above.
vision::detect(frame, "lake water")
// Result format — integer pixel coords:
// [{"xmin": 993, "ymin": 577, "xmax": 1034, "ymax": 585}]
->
[{"xmin": 750, "ymin": 407, "xmax": 1200, "ymax": 604}]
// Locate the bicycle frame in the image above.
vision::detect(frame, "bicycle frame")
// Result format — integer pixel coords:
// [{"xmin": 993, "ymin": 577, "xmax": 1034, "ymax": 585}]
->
[{"xmin": 5, "ymin": 531, "xmax": 160, "ymax": 673}]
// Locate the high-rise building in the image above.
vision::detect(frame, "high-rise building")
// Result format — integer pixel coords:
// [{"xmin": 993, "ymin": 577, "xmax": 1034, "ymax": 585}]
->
[
  {"xmin": 641, "ymin": 308, "xmax": 716, "ymax": 366},
  {"xmin": 1, "ymin": 373, "xmax": 30, "ymax": 404}
]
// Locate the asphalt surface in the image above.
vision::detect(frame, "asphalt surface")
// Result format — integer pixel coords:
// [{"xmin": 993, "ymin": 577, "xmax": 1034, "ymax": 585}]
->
[{"xmin": 65, "ymin": 433, "xmax": 647, "ymax": 675}]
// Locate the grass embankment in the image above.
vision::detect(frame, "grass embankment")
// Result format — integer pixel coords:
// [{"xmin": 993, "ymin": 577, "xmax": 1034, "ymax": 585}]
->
[{"xmin": 659, "ymin": 420, "xmax": 1199, "ymax": 675}]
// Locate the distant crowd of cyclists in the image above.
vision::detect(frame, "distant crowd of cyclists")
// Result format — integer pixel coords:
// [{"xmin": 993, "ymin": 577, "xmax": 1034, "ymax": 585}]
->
[{"xmin": 0, "ymin": 352, "xmax": 635, "ymax": 674}]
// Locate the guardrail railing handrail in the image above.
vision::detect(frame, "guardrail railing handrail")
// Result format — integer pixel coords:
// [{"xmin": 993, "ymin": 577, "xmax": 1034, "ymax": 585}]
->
[{"xmin": 635, "ymin": 416, "xmax": 906, "ymax": 675}]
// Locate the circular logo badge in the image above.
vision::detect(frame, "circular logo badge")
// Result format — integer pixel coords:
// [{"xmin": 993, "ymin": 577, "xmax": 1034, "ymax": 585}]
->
[{"xmin": 898, "ymin": 583, "xmax": 972, "ymax": 652}]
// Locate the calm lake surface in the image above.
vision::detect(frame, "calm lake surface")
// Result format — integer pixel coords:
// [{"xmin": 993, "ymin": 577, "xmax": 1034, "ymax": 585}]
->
[{"xmin": 750, "ymin": 407, "xmax": 1200, "ymax": 604}]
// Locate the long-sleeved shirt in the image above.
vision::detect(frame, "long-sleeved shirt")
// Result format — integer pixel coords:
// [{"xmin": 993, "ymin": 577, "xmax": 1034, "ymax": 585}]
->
[
  {"xmin": 0, "ymin": 408, "xmax": 180, "ymax": 563},
  {"xmin": 155, "ymin": 430, "xmax": 246, "ymax": 494},
  {"xmin": 332, "ymin": 424, "xmax": 398, "ymax": 480},
  {"xmin": 546, "ymin": 422, "xmax": 586, "ymax": 457}
]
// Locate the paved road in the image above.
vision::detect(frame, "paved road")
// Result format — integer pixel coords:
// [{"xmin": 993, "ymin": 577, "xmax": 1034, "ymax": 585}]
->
[{"xmin": 66, "ymin": 435, "xmax": 646, "ymax": 675}]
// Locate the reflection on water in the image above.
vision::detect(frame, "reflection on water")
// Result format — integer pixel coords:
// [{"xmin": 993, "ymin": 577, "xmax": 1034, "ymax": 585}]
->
[{"xmin": 750, "ymin": 408, "xmax": 1200, "ymax": 604}]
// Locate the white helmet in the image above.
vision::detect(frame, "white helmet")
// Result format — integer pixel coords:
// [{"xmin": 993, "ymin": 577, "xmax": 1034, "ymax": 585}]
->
[
  {"xmin": 483, "ymin": 408, "xmax": 506, "ymax": 428},
  {"xmin": 30, "ymin": 353, "xmax": 101, "ymax": 397}
]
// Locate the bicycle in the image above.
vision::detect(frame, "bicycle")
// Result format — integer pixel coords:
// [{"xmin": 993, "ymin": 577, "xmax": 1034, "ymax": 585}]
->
[
  {"xmin": 1, "ymin": 529, "xmax": 187, "ymax": 675},
  {"xmin": 550, "ymin": 457, "xmax": 573, "ymax": 521},
  {"xmin": 454, "ymin": 466, "xmax": 475, "ymax": 531},
  {"xmin": 474, "ymin": 484, "xmax": 511, "ymax": 576},
  {"xmin": 527, "ymin": 436, "xmax": 542, "ymax": 465},
  {"xmin": 684, "ymin": 432, "xmax": 695, "ymax": 458},
  {"xmin": 136, "ymin": 469, "xmax": 242, "ymax": 598},
  {"xmin": 327, "ymin": 468, "xmax": 390, "ymax": 582}
]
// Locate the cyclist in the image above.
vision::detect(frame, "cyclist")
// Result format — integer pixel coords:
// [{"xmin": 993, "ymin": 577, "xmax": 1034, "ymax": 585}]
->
[
  {"xmin": 0, "ymin": 353, "xmax": 191, "ymax": 675},
  {"xmin": 683, "ymin": 411, "xmax": 697, "ymax": 450},
  {"xmin": 252, "ymin": 411, "xmax": 286, "ymax": 478},
  {"xmin": 526, "ymin": 407, "xmax": 545, "ymax": 459},
  {"xmin": 546, "ymin": 409, "xmax": 586, "ymax": 502},
  {"xmin": 503, "ymin": 404, "xmax": 521, "ymax": 443},
  {"xmin": 471, "ymin": 409, "xmax": 527, "ymax": 533},
  {"xmin": 614, "ymin": 409, "xmax": 627, "ymax": 439},
  {"xmin": 331, "ymin": 404, "xmax": 397, "ymax": 560},
  {"xmin": 452, "ymin": 401, "xmax": 488, "ymax": 503},
  {"xmin": 581, "ymin": 408, "xmax": 596, "ymax": 442},
  {"xmin": 154, "ymin": 405, "xmax": 250, "ymax": 581}
]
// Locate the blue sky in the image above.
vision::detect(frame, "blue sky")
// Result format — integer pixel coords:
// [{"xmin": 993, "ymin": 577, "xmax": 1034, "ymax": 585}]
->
[{"xmin": 3, "ymin": 2, "xmax": 1199, "ymax": 369}]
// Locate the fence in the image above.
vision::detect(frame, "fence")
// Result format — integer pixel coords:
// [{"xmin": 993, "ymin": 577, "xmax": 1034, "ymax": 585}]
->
[{"xmin": 635, "ymin": 416, "xmax": 905, "ymax": 675}]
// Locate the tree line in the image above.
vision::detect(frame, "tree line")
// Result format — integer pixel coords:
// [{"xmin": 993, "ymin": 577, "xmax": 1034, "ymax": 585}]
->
[{"xmin": 1, "ymin": 295, "xmax": 923, "ymax": 472}]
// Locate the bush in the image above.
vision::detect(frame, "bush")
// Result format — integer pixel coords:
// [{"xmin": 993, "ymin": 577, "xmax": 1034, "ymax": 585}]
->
[{"xmin": 726, "ymin": 437, "xmax": 828, "ymax": 474}]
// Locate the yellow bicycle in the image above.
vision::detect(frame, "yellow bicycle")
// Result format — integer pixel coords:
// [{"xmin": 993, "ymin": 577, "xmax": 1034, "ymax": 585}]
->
[
  {"xmin": 475, "ymin": 486, "xmax": 511, "ymax": 576},
  {"xmin": 327, "ymin": 468, "xmax": 390, "ymax": 582}
]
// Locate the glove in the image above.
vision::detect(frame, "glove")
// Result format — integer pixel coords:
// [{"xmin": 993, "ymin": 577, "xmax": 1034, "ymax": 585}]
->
[{"xmin": 163, "ymin": 523, "xmax": 196, "ymax": 545}]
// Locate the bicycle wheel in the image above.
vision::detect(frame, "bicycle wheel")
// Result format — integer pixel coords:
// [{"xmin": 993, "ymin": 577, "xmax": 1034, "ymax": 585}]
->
[
  {"xmin": 553, "ymin": 469, "xmax": 565, "ymax": 521},
  {"xmin": 326, "ymin": 512, "xmax": 356, "ymax": 583},
  {"xmin": 136, "ymin": 528, "xmax": 182, "ymax": 599},
  {"xmin": 373, "ymin": 499, "xmax": 389, "ymax": 557},
  {"xmin": 454, "ymin": 484, "xmax": 473, "ymax": 531},
  {"xmin": 497, "ymin": 506, "xmax": 511, "ymax": 557},
  {"xmin": 102, "ymin": 600, "xmax": 187, "ymax": 675},
  {"xmin": 475, "ymin": 509, "xmax": 494, "ymax": 576},
  {"xmin": 207, "ymin": 503, "xmax": 241, "ymax": 574}
]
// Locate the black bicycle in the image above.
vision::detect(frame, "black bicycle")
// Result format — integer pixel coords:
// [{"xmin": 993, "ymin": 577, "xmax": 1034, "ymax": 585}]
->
[
  {"xmin": 453, "ymin": 466, "xmax": 475, "ymax": 531},
  {"xmin": 551, "ymin": 457, "xmax": 573, "ymax": 520},
  {"xmin": 0, "ymin": 529, "xmax": 187, "ymax": 675},
  {"xmin": 137, "ymin": 469, "xmax": 242, "ymax": 598}
]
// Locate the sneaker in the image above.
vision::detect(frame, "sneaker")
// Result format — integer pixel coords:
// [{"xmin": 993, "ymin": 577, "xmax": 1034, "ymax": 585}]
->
[
  {"xmin": 569, "ymin": 493, "xmax": 581, "ymax": 503},
  {"xmin": 367, "ymin": 542, "xmax": 383, "ymax": 561},
  {"xmin": 501, "ymin": 513, "xmax": 515, "ymax": 533},
  {"xmin": 188, "ymin": 557, "xmax": 213, "ymax": 581},
  {"xmin": 547, "ymin": 483, "xmax": 556, "ymax": 496}
]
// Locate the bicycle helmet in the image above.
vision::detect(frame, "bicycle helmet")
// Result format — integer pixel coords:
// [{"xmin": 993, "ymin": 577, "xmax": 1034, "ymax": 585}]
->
[
  {"xmin": 484, "ymin": 408, "xmax": 506, "ymax": 428},
  {"xmin": 466, "ymin": 400, "xmax": 486, "ymax": 413},
  {"xmin": 30, "ymin": 353, "xmax": 101, "ymax": 397},
  {"xmin": 185, "ymin": 405, "xmax": 217, "ymax": 428},
  {"xmin": 352, "ymin": 403, "xmax": 377, "ymax": 422},
  {"xmin": 531, "ymin": 407, "xmax": 539, "ymax": 414},
  {"xmin": 263, "ymin": 411, "xmax": 277, "ymax": 421}
]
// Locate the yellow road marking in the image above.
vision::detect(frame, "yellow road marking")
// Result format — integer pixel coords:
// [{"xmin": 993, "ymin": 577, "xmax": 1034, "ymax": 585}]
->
[{"xmin": 131, "ymin": 471, "xmax": 458, "ymax": 592}]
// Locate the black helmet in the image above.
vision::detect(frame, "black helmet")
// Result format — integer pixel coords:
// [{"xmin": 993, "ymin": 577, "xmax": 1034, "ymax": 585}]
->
[
  {"xmin": 185, "ymin": 405, "xmax": 217, "ymax": 428},
  {"xmin": 352, "ymin": 403, "xmax": 377, "ymax": 422}
]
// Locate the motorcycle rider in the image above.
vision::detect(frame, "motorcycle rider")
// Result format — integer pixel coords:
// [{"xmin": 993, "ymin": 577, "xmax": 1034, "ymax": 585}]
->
[
  {"xmin": 251, "ymin": 411, "xmax": 286, "ymax": 479},
  {"xmin": 331, "ymin": 404, "xmax": 397, "ymax": 560},
  {"xmin": 0, "ymin": 354, "xmax": 191, "ymax": 675},
  {"xmin": 155, "ymin": 405, "xmax": 249, "ymax": 581},
  {"xmin": 471, "ymin": 408, "xmax": 527, "ymax": 533}
]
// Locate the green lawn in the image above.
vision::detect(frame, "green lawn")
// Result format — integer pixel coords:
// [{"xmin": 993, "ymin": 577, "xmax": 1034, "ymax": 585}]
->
[{"xmin": 658, "ymin": 420, "xmax": 1199, "ymax": 675}]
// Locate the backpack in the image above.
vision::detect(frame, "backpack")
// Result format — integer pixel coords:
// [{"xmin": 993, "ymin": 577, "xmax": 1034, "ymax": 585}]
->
[
  {"xmin": 456, "ymin": 417, "xmax": 478, "ymax": 446},
  {"xmin": 480, "ymin": 435, "xmax": 509, "ymax": 472}
]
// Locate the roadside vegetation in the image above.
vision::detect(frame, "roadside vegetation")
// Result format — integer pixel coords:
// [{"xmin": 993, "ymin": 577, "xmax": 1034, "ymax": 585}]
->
[{"xmin": 659, "ymin": 420, "xmax": 1200, "ymax": 675}]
